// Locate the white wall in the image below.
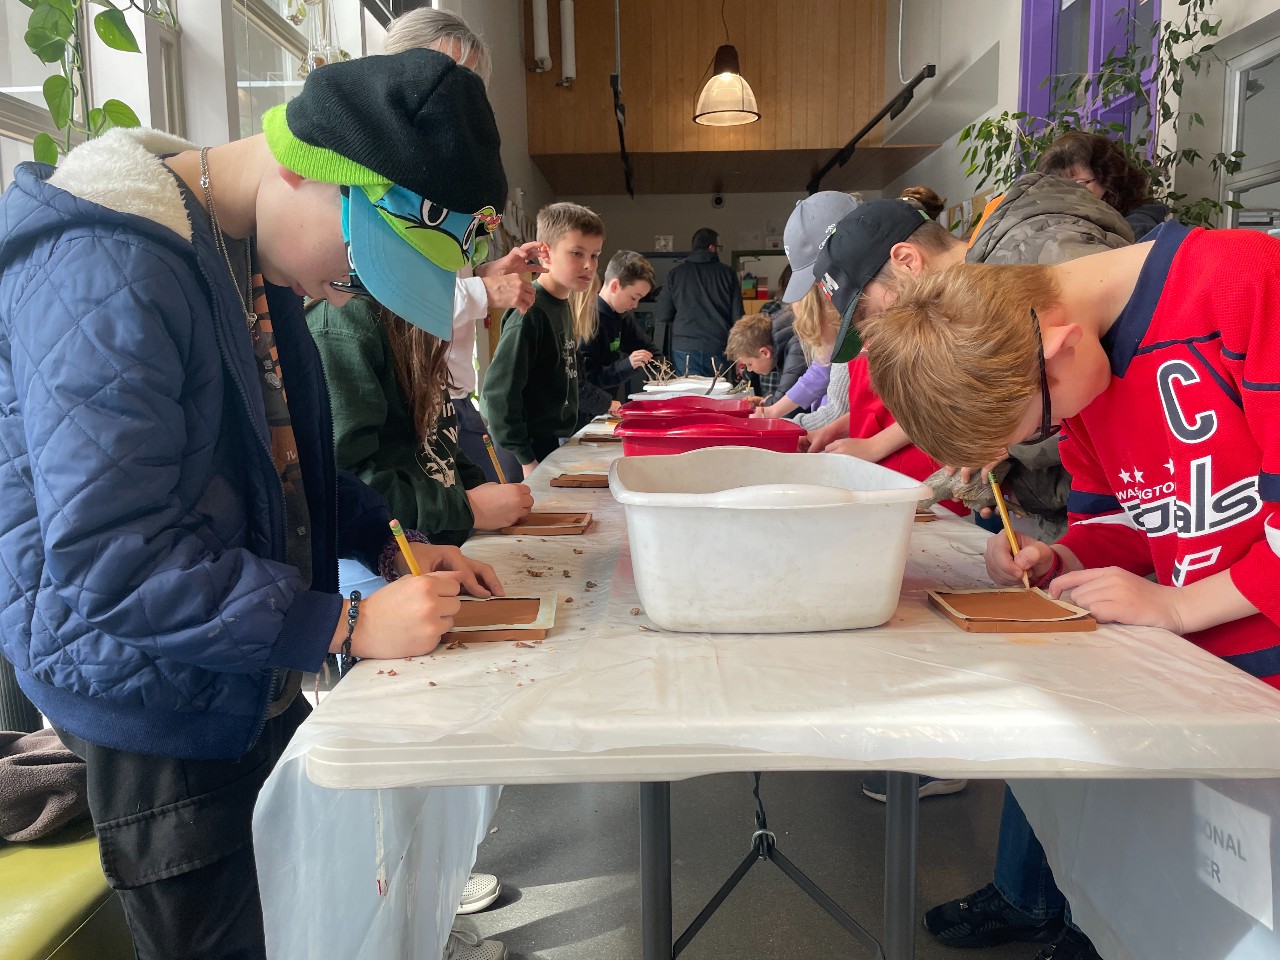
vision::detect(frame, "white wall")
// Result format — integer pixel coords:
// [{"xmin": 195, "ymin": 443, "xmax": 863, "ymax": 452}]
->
[
  {"xmin": 438, "ymin": 0, "xmax": 554, "ymax": 226},
  {"xmin": 1175, "ymin": 0, "xmax": 1280, "ymax": 215},
  {"xmin": 879, "ymin": 0, "xmax": 1024, "ymax": 205}
]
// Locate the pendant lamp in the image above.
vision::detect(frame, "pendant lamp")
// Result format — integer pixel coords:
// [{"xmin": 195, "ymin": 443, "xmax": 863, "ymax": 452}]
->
[{"xmin": 693, "ymin": 43, "xmax": 759, "ymax": 126}]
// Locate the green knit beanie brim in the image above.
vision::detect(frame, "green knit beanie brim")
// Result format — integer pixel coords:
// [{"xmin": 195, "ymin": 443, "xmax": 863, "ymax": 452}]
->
[{"xmin": 262, "ymin": 103, "xmax": 386, "ymax": 188}]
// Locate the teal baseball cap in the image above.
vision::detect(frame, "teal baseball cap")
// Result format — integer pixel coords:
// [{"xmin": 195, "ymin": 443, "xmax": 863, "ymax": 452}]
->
[{"xmin": 341, "ymin": 183, "xmax": 499, "ymax": 339}]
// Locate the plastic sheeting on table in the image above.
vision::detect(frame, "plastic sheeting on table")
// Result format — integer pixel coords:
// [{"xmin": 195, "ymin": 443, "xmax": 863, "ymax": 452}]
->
[{"xmin": 254, "ymin": 438, "xmax": 1280, "ymax": 960}]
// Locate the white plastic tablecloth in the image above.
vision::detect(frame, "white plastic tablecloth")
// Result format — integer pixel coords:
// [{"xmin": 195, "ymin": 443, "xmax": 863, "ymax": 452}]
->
[{"xmin": 254, "ymin": 438, "xmax": 1280, "ymax": 960}]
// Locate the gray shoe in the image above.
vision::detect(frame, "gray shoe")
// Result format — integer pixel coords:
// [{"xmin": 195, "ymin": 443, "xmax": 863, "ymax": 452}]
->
[
  {"xmin": 457, "ymin": 873, "xmax": 502, "ymax": 914},
  {"xmin": 443, "ymin": 927, "xmax": 507, "ymax": 960}
]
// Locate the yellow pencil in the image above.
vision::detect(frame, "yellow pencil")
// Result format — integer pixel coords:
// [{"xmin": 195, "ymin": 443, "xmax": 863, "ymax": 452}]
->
[
  {"xmin": 388, "ymin": 519, "xmax": 422, "ymax": 577},
  {"xmin": 989, "ymin": 472, "xmax": 1030, "ymax": 589},
  {"xmin": 482, "ymin": 433, "xmax": 508, "ymax": 484}
]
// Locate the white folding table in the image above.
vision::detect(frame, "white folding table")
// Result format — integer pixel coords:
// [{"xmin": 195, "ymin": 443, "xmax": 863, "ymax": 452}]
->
[{"xmin": 254, "ymin": 438, "xmax": 1280, "ymax": 960}]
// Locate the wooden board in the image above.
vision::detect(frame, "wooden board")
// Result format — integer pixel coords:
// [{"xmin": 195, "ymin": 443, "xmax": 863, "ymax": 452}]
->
[
  {"xmin": 914, "ymin": 509, "xmax": 938, "ymax": 523},
  {"xmin": 499, "ymin": 512, "xmax": 592, "ymax": 536},
  {"xmin": 927, "ymin": 588, "xmax": 1096, "ymax": 633},
  {"xmin": 550, "ymin": 473, "xmax": 610, "ymax": 488},
  {"xmin": 579, "ymin": 433, "xmax": 623, "ymax": 444},
  {"xmin": 445, "ymin": 595, "xmax": 556, "ymax": 643}
]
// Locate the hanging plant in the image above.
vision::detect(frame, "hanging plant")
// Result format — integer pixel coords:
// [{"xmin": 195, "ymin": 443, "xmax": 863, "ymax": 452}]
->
[
  {"xmin": 18, "ymin": 0, "xmax": 176, "ymax": 165},
  {"xmin": 959, "ymin": 0, "xmax": 1244, "ymax": 228}
]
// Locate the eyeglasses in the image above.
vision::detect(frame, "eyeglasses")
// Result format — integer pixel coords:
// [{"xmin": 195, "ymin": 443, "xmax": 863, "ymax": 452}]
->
[
  {"xmin": 329, "ymin": 245, "xmax": 376, "ymax": 300},
  {"xmin": 1071, "ymin": 176, "xmax": 1097, "ymax": 187},
  {"xmin": 329, "ymin": 272, "xmax": 374, "ymax": 299},
  {"xmin": 1025, "ymin": 308, "xmax": 1061, "ymax": 445}
]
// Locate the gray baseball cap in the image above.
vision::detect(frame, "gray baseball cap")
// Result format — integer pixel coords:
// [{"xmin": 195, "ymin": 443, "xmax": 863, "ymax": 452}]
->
[{"xmin": 781, "ymin": 191, "xmax": 862, "ymax": 302}]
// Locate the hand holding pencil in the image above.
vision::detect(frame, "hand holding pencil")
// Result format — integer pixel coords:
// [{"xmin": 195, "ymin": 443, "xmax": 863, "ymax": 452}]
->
[{"xmin": 988, "ymin": 472, "xmax": 1029, "ymax": 589}]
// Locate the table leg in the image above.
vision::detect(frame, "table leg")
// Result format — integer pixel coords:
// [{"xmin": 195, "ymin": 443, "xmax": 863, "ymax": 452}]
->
[
  {"xmin": 639, "ymin": 781, "xmax": 673, "ymax": 960},
  {"xmin": 884, "ymin": 772, "xmax": 919, "ymax": 960}
]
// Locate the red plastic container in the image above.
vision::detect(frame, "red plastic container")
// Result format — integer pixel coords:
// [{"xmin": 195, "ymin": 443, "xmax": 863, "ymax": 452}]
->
[
  {"xmin": 615, "ymin": 413, "xmax": 806, "ymax": 456},
  {"xmin": 617, "ymin": 396, "xmax": 754, "ymax": 419}
]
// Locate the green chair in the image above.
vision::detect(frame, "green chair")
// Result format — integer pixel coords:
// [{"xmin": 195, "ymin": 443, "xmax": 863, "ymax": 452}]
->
[{"xmin": 0, "ymin": 826, "xmax": 134, "ymax": 960}]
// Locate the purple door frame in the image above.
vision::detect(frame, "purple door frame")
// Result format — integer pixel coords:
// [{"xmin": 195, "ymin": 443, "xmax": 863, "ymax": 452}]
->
[{"xmin": 1019, "ymin": 0, "xmax": 1161, "ymax": 136}]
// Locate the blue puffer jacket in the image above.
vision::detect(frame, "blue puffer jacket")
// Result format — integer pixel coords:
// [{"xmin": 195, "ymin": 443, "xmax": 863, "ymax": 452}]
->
[{"xmin": 0, "ymin": 130, "xmax": 390, "ymax": 760}]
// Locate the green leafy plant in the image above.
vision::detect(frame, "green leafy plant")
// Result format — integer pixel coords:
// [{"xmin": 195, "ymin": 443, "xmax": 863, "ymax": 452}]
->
[
  {"xmin": 959, "ymin": 0, "xmax": 1244, "ymax": 228},
  {"xmin": 18, "ymin": 0, "xmax": 176, "ymax": 165}
]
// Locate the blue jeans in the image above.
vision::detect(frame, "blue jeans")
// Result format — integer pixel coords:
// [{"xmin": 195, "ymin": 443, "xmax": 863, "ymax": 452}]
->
[
  {"xmin": 672, "ymin": 349, "xmax": 728, "ymax": 378},
  {"xmin": 994, "ymin": 787, "xmax": 1066, "ymax": 921}
]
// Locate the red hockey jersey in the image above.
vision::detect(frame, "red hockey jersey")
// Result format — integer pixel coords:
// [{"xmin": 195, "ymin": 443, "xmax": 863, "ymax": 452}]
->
[{"xmin": 1057, "ymin": 223, "xmax": 1280, "ymax": 686}]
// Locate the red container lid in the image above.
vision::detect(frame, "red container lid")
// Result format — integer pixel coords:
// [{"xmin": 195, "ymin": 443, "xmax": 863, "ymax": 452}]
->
[
  {"xmin": 617, "ymin": 396, "xmax": 753, "ymax": 418},
  {"xmin": 615, "ymin": 413, "xmax": 805, "ymax": 456}
]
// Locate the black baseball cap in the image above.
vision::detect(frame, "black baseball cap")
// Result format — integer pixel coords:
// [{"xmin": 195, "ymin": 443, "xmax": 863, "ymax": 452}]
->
[{"xmin": 813, "ymin": 200, "xmax": 930, "ymax": 362}]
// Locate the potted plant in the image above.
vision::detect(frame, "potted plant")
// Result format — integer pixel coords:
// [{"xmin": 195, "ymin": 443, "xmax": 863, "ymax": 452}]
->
[{"xmin": 17, "ymin": 0, "xmax": 176, "ymax": 164}]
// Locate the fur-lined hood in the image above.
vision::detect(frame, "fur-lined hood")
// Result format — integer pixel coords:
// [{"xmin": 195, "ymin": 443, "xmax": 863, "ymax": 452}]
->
[{"xmin": 48, "ymin": 127, "xmax": 196, "ymax": 240}]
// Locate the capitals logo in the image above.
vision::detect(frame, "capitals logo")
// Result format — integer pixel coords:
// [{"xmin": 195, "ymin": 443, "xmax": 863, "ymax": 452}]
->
[{"xmin": 1117, "ymin": 456, "xmax": 1261, "ymax": 540}]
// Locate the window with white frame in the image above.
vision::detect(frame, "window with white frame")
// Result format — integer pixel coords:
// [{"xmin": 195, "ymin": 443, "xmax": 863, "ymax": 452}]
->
[
  {"xmin": 232, "ymin": 0, "xmax": 308, "ymax": 139},
  {"xmin": 231, "ymin": 0, "xmax": 369, "ymax": 139},
  {"xmin": 1224, "ymin": 35, "xmax": 1280, "ymax": 232},
  {"xmin": 0, "ymin": 3, "xmax": 74, "ymax": 188}
]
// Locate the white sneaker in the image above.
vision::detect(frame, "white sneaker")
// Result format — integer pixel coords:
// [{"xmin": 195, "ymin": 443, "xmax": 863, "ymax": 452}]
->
[
  {"xmin": 442, "ymin": 927, "xmax": 507, "ymax": 960},
  {"xmin": 861, "ymin": 775, "xmax": 968, "ymax": 802},
  {"xmin": 457, "ymin": 872, "xmax": 502, "ymax": 914}
]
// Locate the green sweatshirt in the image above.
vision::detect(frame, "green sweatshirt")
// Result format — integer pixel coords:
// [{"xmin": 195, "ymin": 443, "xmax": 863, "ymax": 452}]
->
[
  {"xmin": 306, "ymin": 299, "xmax": 486, "ymax": 547},
  {"xmin": 480, "ymin": 283, "xmax": 579, "ymax": 464}
]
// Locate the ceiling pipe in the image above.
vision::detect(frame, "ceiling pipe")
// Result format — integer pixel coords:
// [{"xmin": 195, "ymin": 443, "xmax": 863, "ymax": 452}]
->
[{"xmin": 531, "ymin": 0, "xmax": 552, "ymax": 72}]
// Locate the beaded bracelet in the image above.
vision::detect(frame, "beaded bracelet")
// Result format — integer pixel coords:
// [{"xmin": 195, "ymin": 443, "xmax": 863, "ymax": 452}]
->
[
  {"xmin": 1032, "ymin": 551, "xmax": 1064, "ymax": 590},
  {"xmin": 377, "ymin": 528, "xmax": 431, "ymax": 581},
  {"xmin": 338, "ymin": 590, "xmax": 362, "ymax": 675}
]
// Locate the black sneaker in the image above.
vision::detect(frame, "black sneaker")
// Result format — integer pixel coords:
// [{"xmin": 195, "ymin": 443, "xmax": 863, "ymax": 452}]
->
[
  {"xmin": 1032, "ymin": 927, "xmax": 1102, "ymax": 960},
  {"xmin": 924, "ymin": 884, "xmax": 1064, "ymax": 948}
]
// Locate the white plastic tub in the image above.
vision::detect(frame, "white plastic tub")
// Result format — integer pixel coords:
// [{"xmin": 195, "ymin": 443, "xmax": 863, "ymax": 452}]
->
[{"xmin": 609, "ymin": 447, "xmax": 932, "ymax": 633}]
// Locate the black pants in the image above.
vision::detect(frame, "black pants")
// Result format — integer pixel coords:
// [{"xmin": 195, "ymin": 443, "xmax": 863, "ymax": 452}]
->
[{"xmin": 56, "ymin": 695, "xmax": 310, "ymax": 960}]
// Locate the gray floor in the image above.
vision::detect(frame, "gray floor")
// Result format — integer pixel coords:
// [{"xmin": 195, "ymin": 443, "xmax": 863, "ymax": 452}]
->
[{"xmin": 463, "ymin": 773, "xmax": 1037, "ymax": 960}]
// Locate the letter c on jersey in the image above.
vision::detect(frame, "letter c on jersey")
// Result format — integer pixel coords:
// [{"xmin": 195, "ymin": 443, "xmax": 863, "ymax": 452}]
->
[{"xmin": 1158, "ymin": 360, "xmax": 1217, "ymax": 444}]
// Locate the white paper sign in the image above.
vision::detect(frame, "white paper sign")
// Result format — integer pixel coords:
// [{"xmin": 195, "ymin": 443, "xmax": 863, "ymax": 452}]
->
[{"xmin": 1194, "ymin": 781, "xmax": 1274, "ymax": 928}]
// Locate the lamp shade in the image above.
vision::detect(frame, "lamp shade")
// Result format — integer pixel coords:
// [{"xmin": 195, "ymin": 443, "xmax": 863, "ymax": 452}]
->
[{"xmin": 693, "ymin": 44, "xmax": 760, "ymax": 126}]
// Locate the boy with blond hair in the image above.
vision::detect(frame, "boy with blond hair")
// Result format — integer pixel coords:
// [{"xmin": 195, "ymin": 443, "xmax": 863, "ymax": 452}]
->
[
  {"xmin": 482, "ymin": 202, "xmax": 605, "ymax": 476},
  {"xmin": 0, "ymin": 50, "xmax": 504, "ymax": 959},
  {"xmin": 866, "ymin": 222, "xmax": 1280, "ymax": 685},
  {"xmin": 865, "ymin": 222, "xmax": 1280, "ymax": 960},
  {"xmin": 726, "ymin": 310, "xmax": 807, "ymax": 405}
]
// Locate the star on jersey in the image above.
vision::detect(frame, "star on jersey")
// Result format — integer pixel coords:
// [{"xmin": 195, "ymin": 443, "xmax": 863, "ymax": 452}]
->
[
  {"xmin": 1133, "ymin": 468, "xmax": 1144, "ymax": 483},
  {"xmin": 1165, "ymin": 459, "xmax": 1176, "ymax": 474},
  {"xmin": 1120, "ymin": 469, "xmax": 1133, "ymax": 484}
]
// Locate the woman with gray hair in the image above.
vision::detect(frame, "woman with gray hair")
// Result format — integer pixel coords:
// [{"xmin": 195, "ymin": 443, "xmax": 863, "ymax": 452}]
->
[{"xmin": 385, "ymin": 6, "xmax": 492, "ymax": 81}]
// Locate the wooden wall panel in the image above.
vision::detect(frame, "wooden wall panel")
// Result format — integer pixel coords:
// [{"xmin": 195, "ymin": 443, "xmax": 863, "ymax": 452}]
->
[{"xmin": 524, "ymin": 0, "xmax": 887, "ymax": 159}]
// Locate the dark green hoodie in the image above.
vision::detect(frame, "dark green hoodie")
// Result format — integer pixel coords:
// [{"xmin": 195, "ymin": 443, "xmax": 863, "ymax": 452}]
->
[
  {"xmin": 306, "ymin": 299, "xmax": 486, "ymax": 546},
  {"xmin": 480, "ymin": 282, "xmax": 578, "ymax": 464}
]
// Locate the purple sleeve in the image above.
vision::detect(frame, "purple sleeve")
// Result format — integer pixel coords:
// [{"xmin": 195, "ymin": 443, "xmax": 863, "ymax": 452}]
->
[{"xmin": 784, "ymin": 360, "xmax": 831, "ymax": 410}]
